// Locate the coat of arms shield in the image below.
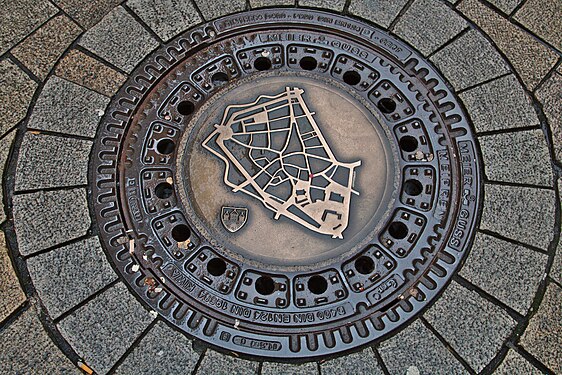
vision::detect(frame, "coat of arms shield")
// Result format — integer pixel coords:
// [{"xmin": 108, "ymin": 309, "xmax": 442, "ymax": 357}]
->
[{"xmin": 221, "ymin": 206, "xmax": 248, "ymax": 233}]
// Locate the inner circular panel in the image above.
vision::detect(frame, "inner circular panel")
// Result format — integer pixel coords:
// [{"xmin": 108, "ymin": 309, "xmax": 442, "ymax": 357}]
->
[{"xmin": 181, "ymin": 74, "xmax": 396, "ymax": 266}]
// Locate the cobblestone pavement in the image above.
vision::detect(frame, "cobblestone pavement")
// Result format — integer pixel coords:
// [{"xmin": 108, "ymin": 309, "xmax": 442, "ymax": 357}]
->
[{"xmin": 0, "ymin": 0, "xmax": 560, "ymax": 374}]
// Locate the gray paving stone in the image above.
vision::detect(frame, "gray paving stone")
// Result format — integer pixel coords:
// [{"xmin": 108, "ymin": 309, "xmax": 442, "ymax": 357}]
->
[
  {"xmin": 460, "ymin": 233, "xmax": 548, "ymax": 315},
  {"xmin": 58, "ymin": 282, "xmax": 155, "ymax": 375},
  {"xmin": 0, "ymin": 0, "xmax": 57, "ymax": 55},
  {"xmin": 197, "ymin": 349, "xmax": 259, "ymax": 375},
  {"xmin": 53, "ymin": 0, "xmax": 121, "ymax": 29},
  {"xmin": 127, "ymin": 0, "xmax": 202, "ymax": 42},
  {"xmin": 79, "ymin": 6, "xmax": 159, "ymax": 73},
  {"xmin": 12, "ymin": 188, "xmax": 90, "ymax": 256},
  {"xmin": 11, "ymin": 14, "xmax": 81, "ymax": 80},
  {"xmin": 349, "ymin": 0, "xmax": 408, "ymax": 28},
  {"xmin": 487, "ymin": 0, "xmax": 523, "ymax": 14},
  {"xmin": 15, "ymin": 132, "xmax": 92, "ymax": 191},
  {"xmin": 480, "ymin": 184, "xmax": 555, "ymax": 250},
  {"xmin": 114, "ymin": 321, "xmax": 200, "ymax": 375},
  {"xmin": 520, "ymin": 283, "xmax": 562, "ymax": 373},
  {"xmin": 250, "ymin": 0, "xmax": 295, "ymax": 8},
  {"xmin": 0, "ymin": 305, "xmax": 79, "ymax": 373},
  {"xmin": 494, "ymin": 350, "xmax": 541, "ymax": 374},
  {"xmin": 262, "ymin": 361, "xmax": 318, "ymax": 375},
  {"xmin": 27, "ymin": 77, "xmax": 109, "ymax": 138},
  {"xmin": 459, "ymin": 74, "xmax": 539, "ymax": 133},
  {"xmin": 459, "ymin": 0, "xmax": 558, "ymax": 89},
  {"xmin": 321, "ymin": 348, "xmax": 383, "ymax": 375},
  {"xmin": 379, "ymin": 319, "xmax": 467, "ymax": 374},
  {"xmin": 430, "ymin": 29, "xmax": 511, "ymax": 91},
  {"xmin": 515, "ymin": 0, "xmax": 561, "ymax": 51},
  {"xmin": 0, "ymin": 231, "xmax": 26, "ymax": 323},
  {"xmin": 0, "ymin": 59, "xmax": 37, "ymax": 137},
  {"xmin": 536, "ymin": 72, "xmax": 562, "ymax": 164},
  {"xmin": 393, "ymin": 0, "xmax": 468, "ymax": 56},
  {"xmin": 424, "ymin": 281, "xmax": 517, "ymax": 372},
  {"xmin": 193, "ymin": 0, "xmax": 246, "ymax": 21},
  {"xmin": 27, "ymin": 237, "xmax": 117, "ymax": 319},
  {"xmin": 56, "ymin": 49, "xmax": 127, "ymax": 97},
  {"xmin": 478, "ymin": 129, "xmax": 553, "ymax": 186},
  {"xmin": 0, "ymin": 130, "xmax": 16, "ymax": 223},
  {"xmin": 299, "ymin": 0, "xmax": 346, "ymax": 12}
]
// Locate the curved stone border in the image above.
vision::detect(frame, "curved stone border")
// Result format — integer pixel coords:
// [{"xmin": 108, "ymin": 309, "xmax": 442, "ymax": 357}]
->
[{"xmin": 0, "ymin": 0, "xmax": 560, "ymax": 374}]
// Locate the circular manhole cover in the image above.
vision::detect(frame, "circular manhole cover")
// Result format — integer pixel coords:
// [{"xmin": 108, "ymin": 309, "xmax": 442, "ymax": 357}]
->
[{"xmin": 90, "ymin": 9, "xmax": 482, "ymax": 360}]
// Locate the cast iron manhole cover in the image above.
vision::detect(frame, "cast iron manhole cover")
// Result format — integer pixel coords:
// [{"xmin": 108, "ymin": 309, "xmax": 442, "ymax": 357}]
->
[{"xmin": 91, "ymin": 9, "xmax": 482, "ymax": 360}]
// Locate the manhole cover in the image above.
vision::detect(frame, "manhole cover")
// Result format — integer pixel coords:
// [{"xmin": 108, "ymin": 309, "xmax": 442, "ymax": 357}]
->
[{"xmin": 91, "ymin": 9, "xmax": 482, "ymax": 360}]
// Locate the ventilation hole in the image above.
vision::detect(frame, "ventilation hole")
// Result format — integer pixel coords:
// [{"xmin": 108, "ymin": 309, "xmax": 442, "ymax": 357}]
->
[
  {"xmin": 404, "ymin": 180, "xmax": 423, "ymax": 196},
  {"xmin": 299, "ymin": 56, "xmax": 318, "ymax": 71},
  {"xmin": 343, "ymin": 70, "xmax": 361, "ymax": 86},
  {"xmin": 377, "ymin": 98, "xmax": 396, "ymax": 113},
  {"xmin": 399, "ymin": 136, "xmax": 418, "ymax": 152},
  {"xmin": 177, "ymin": 101, "xmax": 194, "ymax": 116},
  {"xmin": 355, "ymin": 256, "xmax": 375, "ymax": 275},
  {"xmin": 171, "ymin": 224, "xmax": 190, "ymax": 242},
  {"xmin": 255, "ymin": 275, "xmax": 275, "ymax": 295},
  {"xmin": 207, "ymin": 258, "xmax": 227, "ymax": 276},
  {"xmin": 211, "ymin": 72, "xmax": 229, "ymax": 85},
  {"xmin": 254, "ymin": 56, "xmax": 272, "ymax": 71},
  {"xmin": 308, "ymin": 275, "xmax": 328, "ymax": 295},
  {"xmin": 156, "ymin": 139, "xmax": 175, "ymax": 155},
  {"xmin": 154, "ymin": 182, "xmax": 173, "ymax": 199},
  {"xmin": 388, "ymin": 222, "xmax": 408, "ymax": 240}
]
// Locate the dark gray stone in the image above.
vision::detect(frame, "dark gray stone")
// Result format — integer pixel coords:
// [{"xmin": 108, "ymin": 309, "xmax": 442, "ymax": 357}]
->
[
  {"xmin": 299, "ymin": 0, "xmax": 346, "ymax": 12},
  {"xmin": 430, "ymin": 29, "xmax": 510, "ymax": 91},
  {"xmin": 55, "ymin": 49, "xmax": 127, "ymax": 97},
  {"xmin": 424, "ymin": 281, "xmax": 516, "ymax": 372},
  {"xmin": 197, "ymin": 350, "xmax": 259, "ymax": 375},
  {"xmin": 520, "ymin": 283, "xmax": 562, "ymax": 373},
  {"xmin": 12, "ymin": 188, "xmax": 90, "ymax": 256},
  {"xmin": 494, "ymin": 350, "xmax": 542, "ymax": 374},
  {"xmin": 114, "ymin": 321, "xmax": 200, "ymax": 375},
  {"xmin": 250, "ymin": 0, "xmax": 295, "ymax": 8},
  {"xmin": 127, "ymin": 0, "xmax": 202, "ymax": 42},
  {"xmin": 262, "ymin": 361, "xmax": 317, "ymax": 375},
  {"xmin": 480, "ymin": 184, "xmax": 555, "ymax": 250},
  {"xmin": 379, "ymin": 319, "xmax": 468, "ymax": 374},
  {"xmin": 0, "ymin": 130, "xmax": 16, "ymax": 222},
  {"xmin": 11, "ymin": 14, "xmax": 81, "ymax": 80},
  {"xmin": 552, "ymin": 179, "xmax": 561, "ymax": 285},
  {"xmin": 349, "ymin": 0, "xmax": 408, "ymax": 28},
  {"xmin": 53, "ymin": 0, "xmax": 121, "ymax": 29},
  {"xmin": 0, "ymin": 230, "xmax": 26, "ymax": 323},
  {"xmin": 79, "ymin": 6, "xmax": 159, "ymax": 73},
  {"xmin": 0, "ymin": 304, "xmax": 78, "ymax": 374},
  {"xmin": 0, "ymin": 59, "xmax": 37, "ymax": 137},
  {"xmin": 459, "ymin": 0, "xmax": 558, "ymax": 89},
  {"xmin": 515, "ymin": 0, "xmax": 561, "ymax": 50},
  {"xmin": 26, "ymin": 237, "xmax": 117, "ymax": 319},
  {"xmin": 15, "ymin": 132, "xmax": 92, "ymax": 191},
  {"xmin": 27, "ymin": 76, "xmax": 109, "ymax": 138},
  {"xmin": 58, "ymin": 282, "xmax": 155, "ymax": 375},
  {"xmin": 478, "ymin": 129, "xmax": 552, "ymax": 186},
  {"xmin": 459, "ymin": 74, "xmax": 538, "ymax": 133},
  {"xmin": 321, "ymin": 348, "xmax": 384, "ymax": 375},
  {"xmin": 460, "ymin": 233, "xmax": 548, "ymax": 315},
  {"xmin": 393, "ymin": 0, "xmax": 468, "ymax": 56},
  {"xmin": 193, "ymin": 0, "xmax": 246, "ymax": 21},
  {"xmin": 488, "ymin": 0, "xmax": 523, "ymax": 14},
  {"xmin": 0, "ymin": 0, "xmax": 57, "ymax": 55},
  {"xmin": 536, "ymin": 72, "xmax": 562, "ymax": 163}
]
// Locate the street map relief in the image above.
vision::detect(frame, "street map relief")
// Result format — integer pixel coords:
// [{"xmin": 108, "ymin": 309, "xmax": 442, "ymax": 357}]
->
[{"xmin": 203, "ymin": 87, "xmax": 361, "ymax": 239}]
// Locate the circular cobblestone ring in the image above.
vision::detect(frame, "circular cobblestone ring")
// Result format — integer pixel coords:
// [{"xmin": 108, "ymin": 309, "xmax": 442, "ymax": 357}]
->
[{"xmin": 91, "ymin": 9, "xmax": 481, "ymax": 359}]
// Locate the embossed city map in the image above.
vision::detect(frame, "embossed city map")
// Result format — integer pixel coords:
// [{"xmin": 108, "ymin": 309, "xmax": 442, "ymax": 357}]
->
[{"xmin": 203, "ymin": 87, "xmax": 361, "ymax": 239}]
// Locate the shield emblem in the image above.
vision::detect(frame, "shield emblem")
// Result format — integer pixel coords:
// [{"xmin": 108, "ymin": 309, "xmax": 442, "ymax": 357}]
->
[{"xmin": 221, "ymin": 206, "xmax": 248, "ymax": 233}]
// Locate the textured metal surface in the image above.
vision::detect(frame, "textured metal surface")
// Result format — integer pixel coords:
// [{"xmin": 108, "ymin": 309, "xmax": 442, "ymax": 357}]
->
[{"xmin": 90, "ymin": 9, "xmax": 482, "ymax": 361}]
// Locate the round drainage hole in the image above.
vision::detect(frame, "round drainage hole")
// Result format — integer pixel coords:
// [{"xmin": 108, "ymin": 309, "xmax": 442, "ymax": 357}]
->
[
  {"xmin": 254, "ymin": 57, "xmax": 272, "ymax": 71},
  {"xmin": 255, "ymin": 275, "xmax": 276, "ymax": 295},
  {"xmin": 154, "ymin": 182, "xmax": 173, "ymax": 199},
  {"xmin": 388, "ymin": 222, "xmax": 409, "ymax": 240},
  {"xmin": 377, "ymin": 98, "xmax": 396, "ymax": 113},
  {"xmin": 404, "ymin": 180, "xmax": 423, "ymax": 196},
  {"xmin": 299, "ymin": 56, "xmax": 318, "ymax": 71},
  {"xmin": 207, "ymin": 258, "xmax": 227, "ymax": 276},
  {"xmin": 157, "ymin": 139, "xmax": 175, "ymax": 154},
  {"xmin": 177, "ymin": 100, "xmax": 195, "ymax": 116},
  {"xmin": 308, "ymin": 275, "xmax": 328, "ymax": 294},
  {"xmin": 212, "ymin": 72, "xmax": 229, "ymax": 85},
  {"xmin": 343, "ymin": 71, "xmax": 361, "ymax": 86},
  {"xmin": 171, "ymin": 224, "xmax": 191, "ymax": 242},
  {"xmin": 399, "ymin": 136, "xmax": 418, "ymax": 152},
  {"xmin": 355, "ymin": 256, "xmax": 375, "ymax": 275}
]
